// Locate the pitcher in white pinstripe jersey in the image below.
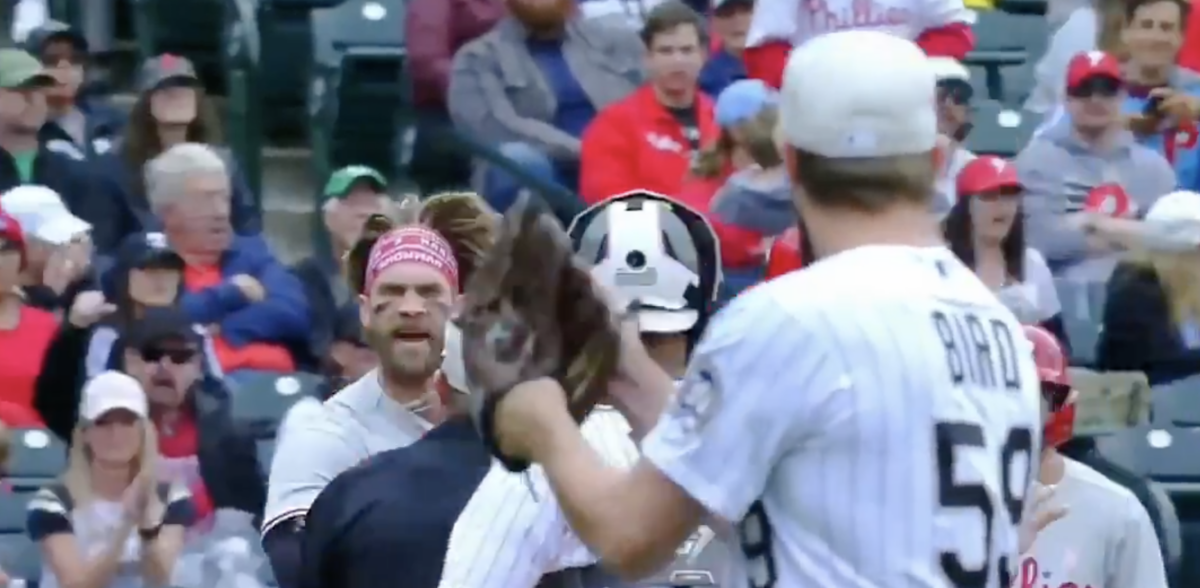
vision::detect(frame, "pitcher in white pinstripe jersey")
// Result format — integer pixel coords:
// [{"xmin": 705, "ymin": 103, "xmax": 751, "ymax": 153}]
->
[
  {"xmin": 478, "ymin": 31, "xmax": 1043, "ymax": 588},
  {"xmin": 438, "ymin": 191, "xmax": 725, "ymax": 588}
]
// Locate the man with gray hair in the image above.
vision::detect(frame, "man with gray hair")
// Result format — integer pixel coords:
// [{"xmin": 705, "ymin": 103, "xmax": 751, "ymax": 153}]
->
[{"xmin": 146, "ymin": 142, "xmax": 310, "ymax": 375}]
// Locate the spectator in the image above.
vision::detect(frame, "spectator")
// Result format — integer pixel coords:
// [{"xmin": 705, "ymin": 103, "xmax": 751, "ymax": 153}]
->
[
  {"xmin": 292, "ymin": 165, "xmax": 390, "ymax": 363},
  {"xmin": 929, "ymin": 57, "xmax": 977, "ymax": 217},
  {"xmin": 449, "ymin": 0, "xmax": 643, "ymax": 215},
  {"xmin": 0, "ymin": 209, "xmax": 55, "ymax": 413},
  {"xmin": 37, "ymin": 307, "xmax": 264, "ymax": 520},
  {"xmin": 0, "ymin": 49, "xmax": 109, "ymax": 248},
  {"xmin": 98, "ymin": 54, "xmax": 260, "ymax": 253},
  {"xmin": 580, "ymin": 2, "xmax": 717, "ymax": 204},
  {"xmin": 739, "ymin": 0, "xmax": 974, "ymax": 88},
  {"xmin": 24, "ymin": 20, "xmax": 124, "ymax": 160},
  {"xmin": 146, "ymin": 143, "xmax": 309, "ymax": 375},
  {"xmin": 405, "ymin": 0, "xmax": 502, "ymax": 193},
  {"xmin": 944, "ymin": 156, "xmax": 1069, "ymax": 343},
  {"xmin": 1028, "ymin": 0, "xmax": 1130, "ymax": 116},
  {"xmin": 699, "ymin": 0, "xmax": 752, "ymax": 96},
  {"xmin": 1, "ymin": 184, "xmax": 94, "ymax": 312},
  {"xmin": 29, "ymin": 371, "xmax": 194, "ymax": 588},
  {"xmin": 1121, "ymin": 0, "xmax": 1200, "ymax": 190},
  {"xmin": 1017, "ymin": 51, "xmax": 1176, "ymax": 281},
  {"xmin": 1098, "ymin": 190, "xmax": 1200, "ymax": 384},
  {"xmin": 676, "ymin": 79, "xmax": 781, "ymax": 298}
]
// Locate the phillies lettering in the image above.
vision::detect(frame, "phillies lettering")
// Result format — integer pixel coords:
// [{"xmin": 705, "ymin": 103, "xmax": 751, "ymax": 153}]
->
[
  {"xmin": 804, "ymin": 0, "xmax": 910, "ymax": 32},
  {"xmin": 1019, "ymin": 557, "xmax": 1093, "ymax": 588}
]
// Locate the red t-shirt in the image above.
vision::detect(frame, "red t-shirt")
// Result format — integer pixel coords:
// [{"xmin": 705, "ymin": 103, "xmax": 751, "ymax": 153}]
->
[
  {"xmin": 183, "ymin": 265, "xmax": 295, "ymax": 373},
  {"xmin": 0, "ymin": 305, "xmax": 58, "ymax": 410},
  {"xmin": 155, "ymin": 412, "xmax": 214, "ymax": 522}
]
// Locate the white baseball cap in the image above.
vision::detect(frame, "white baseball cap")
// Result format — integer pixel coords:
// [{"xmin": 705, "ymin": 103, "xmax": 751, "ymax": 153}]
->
[
  {"xmin": 0, "ymin": 185, "xmax": 91, "ymax": 245},
  {"xmin": 779, "ymin": 31, "xmax": 938, "ymax": 158},
  {"xmin": 80, "ymin": 371, "xmax": 148, "ymax": 421},
  {"xmin": 1146, "ymin": 190, "xmax": 1200, "ymax": 224},
  {"xmin": 928, "ymin": 56, "xmax": 970, "ymax": 83}
]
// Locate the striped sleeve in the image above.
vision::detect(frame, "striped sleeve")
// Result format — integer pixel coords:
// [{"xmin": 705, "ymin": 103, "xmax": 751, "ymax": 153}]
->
[
  {"xmin": 438, "ymin": 464, "xmax": 562, "ymax": 588},
  {"xmin": 642, "ymin": 291, "xmax": 841, "ymax": 523},
  {"xmin": 27, "ymin": 486, "xmax": 73, "ymax": 540},
  {"xmin": 263, "ymin": 412, "xmax": 366, "ymax": 534}
]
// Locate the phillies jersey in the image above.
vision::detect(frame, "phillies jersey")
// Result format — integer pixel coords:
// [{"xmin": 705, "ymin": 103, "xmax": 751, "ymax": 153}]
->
[
  {"xmin": 744, "ymin": 0, "xmax": 973, "ymax": 48},
  {"xmin": 641, "ymin": 245, "xmax": 1043, "ymax": 588},
  {"xmin": 1019, "ymin": 459, "xmax": 1167, "ymax": 588}
]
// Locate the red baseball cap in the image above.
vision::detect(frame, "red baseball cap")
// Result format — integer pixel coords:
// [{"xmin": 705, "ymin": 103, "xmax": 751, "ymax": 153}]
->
[
  {"xmin": 0, "ymin": 209, "xmax": 25, "ymax": 269},
  {"xmin": 1066, "ymin": 51, "xmax": 1122, "ymax": 91},
  {"xmin": 956, "ymin": 155, "xmax": 1022, "ymax": 198}
]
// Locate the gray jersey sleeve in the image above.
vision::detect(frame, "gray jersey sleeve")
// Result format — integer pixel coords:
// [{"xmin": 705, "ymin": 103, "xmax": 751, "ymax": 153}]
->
[{"xmin": 262, "ymin": 411, "xmax": 370, "ymax": 533}]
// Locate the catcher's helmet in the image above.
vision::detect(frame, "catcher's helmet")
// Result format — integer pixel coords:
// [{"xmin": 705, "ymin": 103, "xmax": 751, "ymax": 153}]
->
[
  {"xmin": 567, "ymin": 191, "xmax": 721, "ymax": 338},
  {"xmin": 1024, "ymin": 325, "xmax": 1075, "ymax": 448}
]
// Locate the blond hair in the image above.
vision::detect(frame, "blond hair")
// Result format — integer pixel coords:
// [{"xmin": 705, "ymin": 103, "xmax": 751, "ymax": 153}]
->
[
  {"xmin": 1132, "ymin": 250, "xmax": 1200, "ymax": 324},
  {"xmin": 61, "ymin": 419, "xmax": 161, "ymax": 509}
]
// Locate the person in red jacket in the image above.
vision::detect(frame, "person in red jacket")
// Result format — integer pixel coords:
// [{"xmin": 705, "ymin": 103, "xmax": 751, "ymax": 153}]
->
[
  {"xmin": 580, "ymin": 1, "xmax": 719, "ymax": 204},
  {"xmin": 0, "ymin": 210, "xmax": 57, "ymax": 414},
  {"xmin": 740, "ymin": 0, "xmax": 975, "ymax": 88},
  {"xmin": 676, "ymin": 79, "xmax": 782, "ymax": 300}
]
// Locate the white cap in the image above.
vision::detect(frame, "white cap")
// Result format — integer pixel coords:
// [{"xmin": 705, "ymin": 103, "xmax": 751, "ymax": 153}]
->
[
  {"xmin": 440, "ymin": 323, "xmax": 468, "ymax": 394},
  {"xmin": 779, "ymin": 31, "xmax": 938, "ymax": 158},
  {"xmin": 1146, "ymin": 190, "xmax": 1200, "ymax": 224},
  {"xmin": 928, "ymin": 56, "xmax": 970, "ymax": 82},
  {"xmin": 80, "ymin": 371, "xmax": 148, "ymax": 421},
  {"xmin": 637, "ymin": 307, "xmax": 699, "ymax": 334},
  {"xmin": 0, "ymin": 185, "xmax": 91, "ymax": 245}
]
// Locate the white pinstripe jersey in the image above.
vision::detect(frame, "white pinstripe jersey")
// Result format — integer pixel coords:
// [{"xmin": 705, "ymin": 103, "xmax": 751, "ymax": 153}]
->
[
  {"xmin": 642, "ymin": 245, "xmax": 1043, "ymax": 588},
  {"xmin": 439, "ymin": 407, "xmax": 640, "ymax": 588}
]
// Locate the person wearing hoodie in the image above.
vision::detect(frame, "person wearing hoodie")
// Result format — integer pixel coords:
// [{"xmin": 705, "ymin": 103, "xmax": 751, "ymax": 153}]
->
[
  {"xmin": 34, "ymin": 305, "xmax": 265, "ymax": 520},
  {"xmin": 23, "ymin": 20, "xmax": 124, "ymax": 160},
  {"xmin": 94, "ymin": 54, "xmax": 260, "ymax": 254},
  {"xmin": 291, "ymin": 165, "xmax": 390, "ymax": 364},
  {"xmin": 1017, "ymin": 51, "xmax": 1176, "ymax": 281},
  {"xmin": 147, "ymin": 142, "xmax": 309, "ymax": 375}
]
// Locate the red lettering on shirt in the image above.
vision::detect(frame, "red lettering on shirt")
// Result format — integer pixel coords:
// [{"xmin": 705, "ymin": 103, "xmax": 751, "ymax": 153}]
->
[
  {"xmin": 1019, "ymin": 556, "xmax": 1092, "ymax": 588},
  {"xmin": 804, "ymin": 0, "xmax": 910, "ymax": 33}
]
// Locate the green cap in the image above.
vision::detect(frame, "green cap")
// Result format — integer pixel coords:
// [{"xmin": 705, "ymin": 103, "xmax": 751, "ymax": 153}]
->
[
  {"xmin": 323, "ymin": 165, "xmax": 387, "ymax": 198},
  {"xmin": 0, "ymin": 50, "xmax": 54, "ymax": 90}
]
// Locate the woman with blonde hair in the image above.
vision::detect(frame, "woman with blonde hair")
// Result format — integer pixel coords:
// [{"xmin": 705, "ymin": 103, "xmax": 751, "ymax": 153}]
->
[
  {"xmin": 28, "ymin": 371, "xmax": 194, "ymax": 588},
  {"xmin": 1097, "ymin": 190, "xmax": 1200, "ymax": 384},
  {"xmin": 676, "ymin": 79, "xmax": 786, "ymax": 301}
]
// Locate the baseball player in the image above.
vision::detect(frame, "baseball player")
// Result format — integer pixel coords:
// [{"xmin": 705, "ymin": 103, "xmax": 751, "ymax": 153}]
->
[
  {"xmin": 741, "ymin": 0, "xmax": 974, "ymax": 88},
  {"xmin": 261, "ymin": 193, "xmax": 494, "ymax": 588},
  {"xmin": 480, "ymin": 31, "xmax": 1043, "ymax": 588},
  {"xmin": 1019, "ymin": 326, "xmax": 1168, "ymax": 588},
  {"xmin": 437, "ymin": 192, "xmax": 727, "ymax": 588}
]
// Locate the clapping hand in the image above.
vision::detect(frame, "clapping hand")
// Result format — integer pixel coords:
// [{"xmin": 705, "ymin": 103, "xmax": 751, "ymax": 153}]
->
[
  {"xmin": 121, "ymin": 474, "xmax": 155, "ymax": 524},
  {"xmin": 1018, "ymin": 483, "xmax": 1068, "ymax": 555},
  {"xmin": 68, "ymin": 291, "xmax": 117, "ymax": 329}
]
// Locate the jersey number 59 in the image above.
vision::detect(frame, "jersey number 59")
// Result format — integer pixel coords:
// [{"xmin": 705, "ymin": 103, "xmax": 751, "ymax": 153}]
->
[{"xmin": 935, "ymin": 423, "xmax": 1034, "ymax": 588}]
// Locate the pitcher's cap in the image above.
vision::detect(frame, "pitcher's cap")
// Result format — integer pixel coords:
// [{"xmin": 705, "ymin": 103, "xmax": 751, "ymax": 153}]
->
[{"xmin": 779, "ymin": 31, "xmax": 937, "ymax": 158}]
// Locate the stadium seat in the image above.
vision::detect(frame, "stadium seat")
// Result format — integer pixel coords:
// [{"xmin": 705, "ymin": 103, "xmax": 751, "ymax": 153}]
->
[
  {"xmin": 227, "ymin": 371, "xmax": 321, "ymax": 429},
  {"xmin": 1147, "ymin": 481, "xmax": 1184, "ymax": 584},
  {"xmin": 968, "ymin": 11, "xmax": 1049, "ymax": 65},
  {"xmin": 0, "ymin": 532, "xmax": 39, "ymax": 585},
  {"xmin": 7, "ymin": 429, "xmax": 67, "ymax": 489},
  {"xmin": 966, "ymin": 101, "xmax": 1039, "ymax": 156},
  {"xmin": 998, "ymin": 63, "xmax": 1036, "ymax": 107},
  {"xmin": 256, "ymin": 439, "xmax": 276, "ymax": 471},
  {"xmin": 309, "ymin": 0, "xmax": 410, "ymax": 182},
  {"xmin": 966, "ymin": 64, "xmax": 990, "ymax": 101},
  {"xmin": 1152, "ymin": 375, "xmax": 1200, "ymax": 427},
  {"xmin": 132, "ymin": 0, "xmax": 226, "ymax": 91}
]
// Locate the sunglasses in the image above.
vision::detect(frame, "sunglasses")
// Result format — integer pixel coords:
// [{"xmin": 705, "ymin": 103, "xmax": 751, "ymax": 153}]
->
[
  {"xmin": 1067, "ymin": 76, "xmax": 1122, "ymax": 99},
  {"xmin": 937, "ymin": 80, "xmax": 973, "ymax": 106},
  {"xmin": 0, "ymin": 239, "xmax": 18, "ymax": 253},
  {"xmin": 141, "ymin": 346, "xmax": 198, "ymax": 364}
]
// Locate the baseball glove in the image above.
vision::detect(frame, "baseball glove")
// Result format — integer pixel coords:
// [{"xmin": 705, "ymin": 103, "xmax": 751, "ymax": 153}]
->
[{"xmin": 455, "ymin": 195, "xmax": 622, "ymax": 472}]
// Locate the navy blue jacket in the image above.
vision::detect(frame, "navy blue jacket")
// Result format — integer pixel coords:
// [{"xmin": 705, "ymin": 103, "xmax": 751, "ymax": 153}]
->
[
  {"xmin": 0, "ymin": 145, "xmax": 122, "ymax": 253},
  {"xmin": 699, "ymin": 49, "xmax": 747, "ymax": 98},
  {"xmin": 179, "ymin": 235, "xmax": 310, "ymax": 348},
  {"xmin": 38, "ymin": 96, "xmax": 126, "ymax": 161}
]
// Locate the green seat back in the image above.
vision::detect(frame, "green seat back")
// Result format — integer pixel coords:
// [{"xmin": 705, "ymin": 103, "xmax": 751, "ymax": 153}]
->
[
  {"xmin": 8, "ymin": 429, "xmax": 67, "ymax": 486},
  {"xmin": 228, "ymin": 371, "xmax": 321, "ymax": 426},
  {"xmin": 965, "ymin": 100, "xmax": 1038, "ymax": 156},
  {"xmin": 134, "ymin": 0, "xmax": 226, "ymax": 91}
]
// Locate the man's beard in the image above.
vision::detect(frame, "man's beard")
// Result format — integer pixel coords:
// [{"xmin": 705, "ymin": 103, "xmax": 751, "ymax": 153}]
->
[
  {"xmin": 509, "ymin": 0, "xmax": 574, "ymax": 32},
  {"xmin": 367, "ymin": 323, "xmax": 444, "ymax": 389}
]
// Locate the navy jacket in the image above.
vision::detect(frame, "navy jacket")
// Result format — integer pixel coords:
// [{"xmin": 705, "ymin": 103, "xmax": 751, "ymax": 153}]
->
[
  {"xmin": 38, "ymin": 96, "xmax": 126, "ymax": 161},
  {"xmin": 0, "ymin": 145, "xmax": 120, "ymax": 253},
  {"xmin": 699, "ymin": 49, "xmax": 747, "ymax": 98},
  {"xmin": 179, "ymin": 235, "xmax": 310, "ymax": 349}
]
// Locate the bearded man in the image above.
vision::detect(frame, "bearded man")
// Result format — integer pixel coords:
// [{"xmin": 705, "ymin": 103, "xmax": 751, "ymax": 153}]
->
[{"xmin": 260, "ymin": 193, "xmax": 495, "ymax": 588}]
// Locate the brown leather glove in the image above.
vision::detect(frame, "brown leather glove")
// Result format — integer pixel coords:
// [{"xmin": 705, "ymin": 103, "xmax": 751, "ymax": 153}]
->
[{"xmin": 455, "ymin": 195, "xmax": 621, "ymax": 472}]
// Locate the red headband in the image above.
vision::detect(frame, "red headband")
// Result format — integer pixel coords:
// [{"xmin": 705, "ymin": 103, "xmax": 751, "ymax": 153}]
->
[{"xmin": 364, "ymin": 227, "xmax": 459, "ymax": 293}]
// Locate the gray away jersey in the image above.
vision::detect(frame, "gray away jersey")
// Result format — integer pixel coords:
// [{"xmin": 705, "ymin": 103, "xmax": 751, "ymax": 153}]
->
[{"xmin": 262, "ymin": 368, "xmax": 434, "ymax": 533}]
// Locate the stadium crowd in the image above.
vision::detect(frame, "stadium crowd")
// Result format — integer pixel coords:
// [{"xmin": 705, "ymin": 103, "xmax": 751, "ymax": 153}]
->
[{"xmin": 0, "ymin": 0, "xmax": 1192, "ymax": 585}]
